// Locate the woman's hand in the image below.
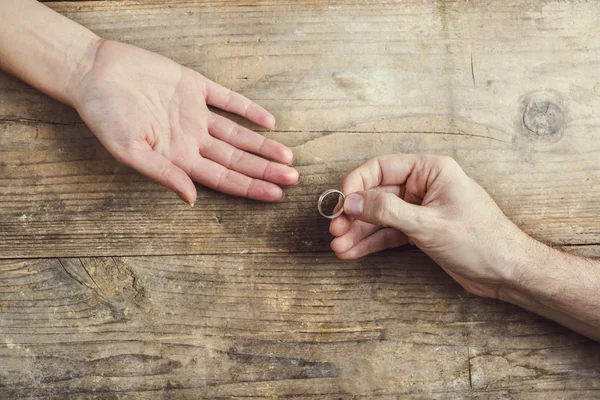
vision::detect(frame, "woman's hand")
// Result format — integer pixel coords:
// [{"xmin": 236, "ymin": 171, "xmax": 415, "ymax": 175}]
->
[
  {"xmin": 74, "ymin": 40, "xmax": 299, "ymax": 205},
  {"xmin": 329, "ymin": 154, "xmax": 539, "ymax": 299}
]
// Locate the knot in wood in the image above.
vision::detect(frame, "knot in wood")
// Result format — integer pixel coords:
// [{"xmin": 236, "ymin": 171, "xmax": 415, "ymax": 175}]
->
[{"xmin": 522, "ymin": 99, "xmax": 564, "ymax": 136}]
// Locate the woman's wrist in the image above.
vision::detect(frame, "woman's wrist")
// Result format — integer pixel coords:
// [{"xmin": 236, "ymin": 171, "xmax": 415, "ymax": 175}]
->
[
  {"xmin": 58, "ymin": 35, "xmax": 103, "ymax": 108},
  {"xmin": 0, "ymin": 0, "xmax": 102, "ymax": 107}
]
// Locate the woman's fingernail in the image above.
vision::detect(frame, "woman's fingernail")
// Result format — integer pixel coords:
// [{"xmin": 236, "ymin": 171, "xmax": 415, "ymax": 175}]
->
[
  {"xmin": 344, "ymin": 193, "xmax": 364, "ymax": 216},
  {"xmin": 177, "ymin": 193, "xmax": 191, "ymax": 206}
]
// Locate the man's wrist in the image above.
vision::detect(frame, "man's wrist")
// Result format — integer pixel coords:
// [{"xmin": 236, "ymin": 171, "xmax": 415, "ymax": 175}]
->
[{"xmin": 497, "ymin": 235, "xmax": 553, "ymax": 308}]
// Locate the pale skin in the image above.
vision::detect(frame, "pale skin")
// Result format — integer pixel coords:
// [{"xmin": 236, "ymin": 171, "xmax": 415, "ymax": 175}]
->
[
  {"xmin": 331, "ymin": 154, "xmax": 600, "ymax": 341},
  {"xmin": 0, "ymin": 0, "xmax": 299, "ymax": 206},
  {"xmin": 1, "ymin": 1, "xmax": 599, "ymax": 341}
]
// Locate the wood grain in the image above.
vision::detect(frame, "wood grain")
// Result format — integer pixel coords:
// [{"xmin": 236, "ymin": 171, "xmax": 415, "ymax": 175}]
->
[
  {"xmin": 1, "ymin": 0, "xmax": 600, "ymax": 258},
  {"xmin": 2, "ymin": 1, "xmax": 600, "ymax": 395},
  {"xmin": 1, "ymin": 252, "xmax": 599, "ymax": 398}
]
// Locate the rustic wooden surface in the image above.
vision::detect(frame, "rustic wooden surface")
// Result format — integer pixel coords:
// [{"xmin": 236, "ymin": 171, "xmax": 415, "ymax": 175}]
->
[{"xmin": 1, "ymin": 0, "xmax": 600, "ymax": 398}]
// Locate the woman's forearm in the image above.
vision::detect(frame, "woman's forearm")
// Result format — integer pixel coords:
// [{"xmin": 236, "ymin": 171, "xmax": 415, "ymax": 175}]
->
[
  {"xmin": 500, "ymin": 240, "xmax": 600, "ymax": 340},
  {"xmin": 0, "ymin": 0, "xmax": 100, "ymax": 106}
]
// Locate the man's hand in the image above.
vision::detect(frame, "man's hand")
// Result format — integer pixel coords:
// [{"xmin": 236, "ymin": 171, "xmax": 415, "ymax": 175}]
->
[
  {"xmin": 330, "ymin": 154, "xmax": 600, "ymax": 341},
  {"xmin": 74, "ymin": 40, "xmax": 298, "ymax": 206},
  {"xmin": 330, "ymin": 154, "xmax": 541, "ymax": 299}
]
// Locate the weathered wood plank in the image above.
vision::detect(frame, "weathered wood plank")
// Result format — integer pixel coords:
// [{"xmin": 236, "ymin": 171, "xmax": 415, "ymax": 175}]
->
[
  {"xmin": 1, "ymin": 0, "xmax": 600, "ymax": 258},
  {"xmin": 1, "ymin": 251, "xmax": 599, "ymax": 397}
]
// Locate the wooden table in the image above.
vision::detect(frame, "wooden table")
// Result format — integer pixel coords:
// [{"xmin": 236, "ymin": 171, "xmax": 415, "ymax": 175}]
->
[{"xmin": 1, "ymin": 0, "xmax": 600, "ymax": 397}]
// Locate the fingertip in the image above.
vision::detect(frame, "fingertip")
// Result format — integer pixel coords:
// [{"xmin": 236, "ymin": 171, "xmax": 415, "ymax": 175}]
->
[
  {"xmin": 264, "ymin": 113, "xmax": 276, "ymax": 129},
  {"xmin": 176, "ymin": 181, "xmax": 197, "ymax": 207},
  {"xmin": 329, "ymin": 215, "xmax": 351, "ymax": 236},
  {"xmin": 281, "ymin": 146, "xmax": 294, "ymax": 165},
  {"xmin": 330, "ymin": 237, "xmax": 340, "ymax": 252},
  {"xmin": 335, "ymin": 249, "xmax": 360, "ymax": 261},
  {"xmin": 329, "ymin": 221, "xmax": 337, "ymax": 236},
  {"xmin": 268, "ymin": 141, "xmax": 294, "ymax": 165},
  {"xmin": 249, "ymin": 103, "xmax": 276, "ymax": 129},
  {"xmin": 284, "ymin": 168, "xmax": 300, "ymax": 185},
  {"xmin": 259, "ymin": 138, "xmax": 294, "ymax": 165},
  {"xmin": 252, "ymin": 182, "xmax": 284, "ymax": 202},
  {"xmin": 189, "ymin": 192, "xmax": 197, "ymax": 207},
  {"xmin": 268, "ymin": 187, "xmax": 284, "ymax": 202},
  {"xmin": 264, "ymin": 164, "xmax": 299, "ymax": 186},
  {"xmin": 343, "ymin": 193, "xmax": 364, "ymax": 217},
  {"xmin": 292, "ymin": 174, "xmax": 302, "ymax": 186},
  {"xmin": 330, "ymin": 237, "xmax": 350, "ymax": 254},
  {"xmin": 341, "ymin": 169, "xmax": 366, "ymax": 195}
]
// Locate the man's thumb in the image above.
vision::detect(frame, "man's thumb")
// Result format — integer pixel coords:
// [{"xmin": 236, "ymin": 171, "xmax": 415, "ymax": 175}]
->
[{"xmin": 343, "ymin": 191, "xmax": 423, "ymax": 234}]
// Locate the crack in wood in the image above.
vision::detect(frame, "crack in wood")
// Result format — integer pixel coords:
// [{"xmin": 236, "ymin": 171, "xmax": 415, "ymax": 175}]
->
[
  {"xmin": 470, "ymin": 52, "xmax": 476, "ymax": 87},
  {"xmin": 111, "ymin": 256, "xmax": 145, "ymax": 300},
  {"xmin": 78, "ymin": 258, "xmax": 104, "ymax": 295},
  {"xmin": 0, "ymin": 117, "xmax": 84, "ymax": 126},
  {"xmin": 57, "ymin": 258, "xmax": 87, "ymax": 288},
  {"xmin": 3, "ymin": 244, "xmax": 598, "ymax": 262},
  {"xmin": 0, "ymin": 117, "xmax": 509, "ymax": 145},
  {"xmin": 467, "ymin": 345, "xmax": 473, "ymax": 389},
  {"xmin": 263, "ymin": 129, "xmax": 510, "ymax": 144}
]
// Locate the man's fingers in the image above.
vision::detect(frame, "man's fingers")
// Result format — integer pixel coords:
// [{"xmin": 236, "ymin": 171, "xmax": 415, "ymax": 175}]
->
[
  {"xmin": 122, "ymin": 143, "xmax": 197, "ymax": 206},
  {"xmin": 189, "ymin": 157, "xmax": 283, "ymax": 202},
  {"xmin": 335, "ymin": 228, "xmax": 409, "ymax": 260},
  {"xmin": 208, "ymin": 112, "xmax": 293, "ymax": 165},
  {"xmin": 331, "ymin": 219, "xmax": 380, "ymax": 254},
  {"xmin": 203, "ymin": 80, "xmax": 276, "ymax": 128},
  {"xmin": 341, "ymin": 154, "xmax": 456, "ymax": 197},
  {"xmin": 342, "ymin": 155, "xmax": 411, "ymax": 194},
  {"xmin": 330, "ymin": 186, "xmax": 401, "ymax": 237},
  {"xmin": 329, "ymin": 214, "xmax": 352, "ymax": 236},
  {"xmin": 343, "ymin": 190, "xmax": 427, "ymax": 235},
  {"xmin": 200, "ymin": 137, "xmax": 299, "ymax": 186}
]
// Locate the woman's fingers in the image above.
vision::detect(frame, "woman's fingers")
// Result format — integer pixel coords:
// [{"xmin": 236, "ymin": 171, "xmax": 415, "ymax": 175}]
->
[
  {"xmin": 203, "ymin": 79, "xmax": 276, "ymax": 129},
  {"xmin": 188, "ymin": 156, "xmax": 283, "ymax": 202},
  {"xmin": 200, "ymin": 136, "xmax": 299, "ymax": 186},
  {"xmin": 331, "ymin": 219, "xmax": 381, "ymax": 254},
  {"xmin": 208, "ymin": 112, "xmax": 293, "ymax": 165},
  {"xmin": 335, "ymin": 228, "xmax": 409, "ymax": 260},
  {"xmin": 120, "ymin": 142, "xmax": 197, "ymax": 205}
]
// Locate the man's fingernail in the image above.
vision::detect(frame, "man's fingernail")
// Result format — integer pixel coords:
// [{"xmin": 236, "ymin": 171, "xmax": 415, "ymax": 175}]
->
[{"xmin": 344, "ymin": 193, "xmax": 364, "ymax": 216}]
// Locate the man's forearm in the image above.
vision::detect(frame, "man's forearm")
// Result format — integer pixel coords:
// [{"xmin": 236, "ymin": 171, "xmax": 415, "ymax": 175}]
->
[
  {"xmin": 0, "ymin": 0, "xmax": 100, "ymax": 106},
  {"xmin": 500, "ymin": 239, "xmax": 600, "ymax": 340}
]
